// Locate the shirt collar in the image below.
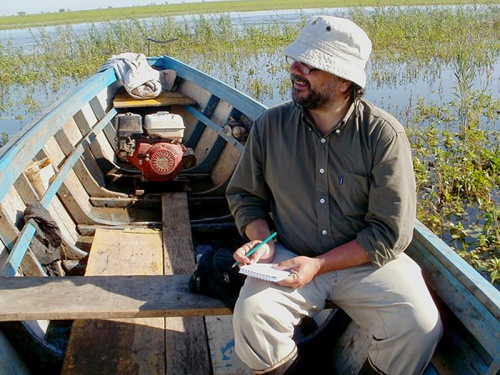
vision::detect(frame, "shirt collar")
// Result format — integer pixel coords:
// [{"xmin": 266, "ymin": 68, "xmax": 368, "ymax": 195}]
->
[{"xmin": 299, "ymin": 101, "xmax": 356, "ymax": 137}]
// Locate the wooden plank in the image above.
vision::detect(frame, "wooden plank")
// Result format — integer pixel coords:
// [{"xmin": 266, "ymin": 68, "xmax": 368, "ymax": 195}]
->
[
  {"xmin": 56, "ymin": 171, "xmax": 94, "ymax": 224},
  {"xmin": 0, "ymin": 205, "xmax": 44, "ymax": 277},
  {"xmin": 43, "ymin": 137, "xmax": 66, "ymax": 168},
  {"xmin": 162, "ymin": 192, "xmax": 212, "ymax": 375},
  {"xmin": 76, "ymin": 104, "xmax": 117, "ymax": 171},
  {"xmin": 0, "ymin": 275, "xmax": 230, "ymax": 321},
  {"xmin": 113, "ymin": 91, "xmax": 196, "ymax": 108},
  {"xmin": 13, "ymin": 174, "xmax": 39, "ymax": 206},
  {"xmin": 90, "ymin": 196, "xmax": 159, "ymax": 208},
  {"xmin": 73, "ymin": 157, "xmax": 125, "ymax": 198},
  {"xmin": 0, "ymin": 275, "xmax": 337, "ymax": 322},
  {"xmin": 2, "ymin": 186, "xmax": 26, "ymax": 227},
  {"xmin": 1, "ymin": 224, "xmax": 37, "ymax": 277},
  {"xmin": 185, "ymin": 106, "xmax": 245, "ymax": 152},
  {"xmin": 0, "ymin": 239, "xmax": 8, "ymax": 271},
  {"xmin": 47, "ymin": 199, "xmax": 78, "ymax": 243},
  {"xmin": 162, "ymin": 193, "xmax": 195, "ymax": 274},
  {"xmin": 57, "ymin": 117, "xmax": 84, "ymax": 155},
  {"xmin": 184, "ymin": 94, "xmax": 219, "ymax": 149},
  {"xmin": 62, "ymin": 228, "xmax": 166, "ymax": 375},
  {"xmin": 92, "ymin": 97, "xmax": 119, "ymax": 154},
  {"xmin": 86, "ymin": 228, "xmax": 163, "ymax": 275},
  {"xmin": 205, "ymin": 315, "xmax": 252, "ymax": 375},
  {"xmin": 62, "ymin": 318, "xmax": 166, "ymax": 375},
  {"xmin": 332, "ymin": 321, "xmax": 370, "ymax": 374}
]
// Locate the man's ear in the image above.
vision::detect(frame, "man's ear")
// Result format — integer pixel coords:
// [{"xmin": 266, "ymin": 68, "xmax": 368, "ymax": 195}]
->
[{"xmin": 339, "ymin": 79, "xmax": 353, "ymax": 95}]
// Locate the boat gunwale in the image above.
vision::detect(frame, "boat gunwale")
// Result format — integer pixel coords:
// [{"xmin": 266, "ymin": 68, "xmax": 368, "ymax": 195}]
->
[
  {"xmin": 147, "ymin": 55, "xmax": 268, "ymax": 123},
  {"xmin": 409, "ymin": 220, "xmax": 500, "ymax": 365},
  {"xmin": 0, "ymin": 68, "xmax": 118, "ymax": 203}
]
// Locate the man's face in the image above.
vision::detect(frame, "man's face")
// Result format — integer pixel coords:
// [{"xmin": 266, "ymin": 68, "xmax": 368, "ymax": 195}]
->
[{"xmin": 289, "ymin": 61, "xmax": 344, "ymax": 110}]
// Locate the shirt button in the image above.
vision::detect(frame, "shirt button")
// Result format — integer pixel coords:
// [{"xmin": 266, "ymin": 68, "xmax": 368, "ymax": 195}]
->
[
  {"xmin": 321, "ymin": 138, "xmax": 326, "ymax": 144},
  {"xmin": 319, "ymin": 168, "xmax": 325, "ymax": 174},
  {"xmin": 320, "ymin": 198, "xmax": 325, "ymax": 204},
  {"xmin": 321, "ymin": 230, "xmax": 328, "ymax": 235}
]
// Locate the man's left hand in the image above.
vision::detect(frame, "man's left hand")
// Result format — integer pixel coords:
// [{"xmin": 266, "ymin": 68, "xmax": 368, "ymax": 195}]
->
[{"xmin": 275, "ymin": 256, "xmax": 321, "ymax": 289}]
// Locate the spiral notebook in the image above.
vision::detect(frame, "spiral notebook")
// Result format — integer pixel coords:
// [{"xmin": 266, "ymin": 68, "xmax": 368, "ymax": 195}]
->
[{"xmin": 239, "ymin": 263, "xmax": 291, "ymax": 282}]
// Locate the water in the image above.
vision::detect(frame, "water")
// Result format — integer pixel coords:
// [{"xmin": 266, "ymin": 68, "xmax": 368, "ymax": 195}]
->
[
  {"xmin": 1, "ymin": 6, "xmax": 499, "ymax": 137},
  {"xmin": 2, "ymin": 5, "xmax": 494, "ymax": 50}
]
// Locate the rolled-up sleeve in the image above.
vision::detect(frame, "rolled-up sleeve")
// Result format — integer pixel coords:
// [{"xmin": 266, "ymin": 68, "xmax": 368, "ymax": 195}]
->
[{"xmin": 356, "ymin": 128, "xmax": 416, "ymax": 267}]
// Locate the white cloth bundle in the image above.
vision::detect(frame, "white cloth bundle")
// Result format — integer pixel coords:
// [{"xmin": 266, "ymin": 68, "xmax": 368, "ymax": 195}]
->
[{"xmin": 100, "ymin": 52, "xmax": 163, "ymax": 99}]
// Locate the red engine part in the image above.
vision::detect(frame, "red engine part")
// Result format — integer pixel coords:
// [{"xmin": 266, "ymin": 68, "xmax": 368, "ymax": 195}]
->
[{"xmin": 127, "ymin": 141, "xmax": 186, "ymax": 181}]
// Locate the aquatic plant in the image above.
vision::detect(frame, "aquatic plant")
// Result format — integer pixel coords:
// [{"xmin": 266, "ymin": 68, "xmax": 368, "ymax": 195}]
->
[{"xmin": 408, "ymin": 45, "xmax": 500, "ymax": 284}]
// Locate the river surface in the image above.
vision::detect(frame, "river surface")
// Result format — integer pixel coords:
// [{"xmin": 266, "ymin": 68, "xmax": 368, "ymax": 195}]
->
[{"xmin": 0, "ymin": 6, "xmax": 499, "ymax": 137}]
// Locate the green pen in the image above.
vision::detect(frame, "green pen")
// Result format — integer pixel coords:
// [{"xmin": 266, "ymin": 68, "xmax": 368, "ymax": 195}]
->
[{"xmin": 232, "ymin": 231, "xmax": 277, "ymax": 268}]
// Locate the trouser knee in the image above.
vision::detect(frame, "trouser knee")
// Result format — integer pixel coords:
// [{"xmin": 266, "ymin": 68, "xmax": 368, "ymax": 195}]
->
[
  {"xmin": 368, "ymin": 305, "xmax": 442, "ymax": 374},
  {"xmin": 233, "ymin": 284, "xmax": 300, "ymax": 371}
]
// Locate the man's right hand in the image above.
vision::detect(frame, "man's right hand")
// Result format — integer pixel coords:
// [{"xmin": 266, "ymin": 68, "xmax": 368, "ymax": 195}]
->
[
  {"xmin": 233, "ymin": 239, "xmax": 275, "ymax": 266},
  {"xmin": 233, "ymin": 219, "xmax": 276, "ymax": 266}
]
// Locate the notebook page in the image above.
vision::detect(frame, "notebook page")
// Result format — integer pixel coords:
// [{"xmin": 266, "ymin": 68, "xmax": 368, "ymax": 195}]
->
[{"xmin": 239, "ymin": 263, "xmax": 291, "ymax": 282}]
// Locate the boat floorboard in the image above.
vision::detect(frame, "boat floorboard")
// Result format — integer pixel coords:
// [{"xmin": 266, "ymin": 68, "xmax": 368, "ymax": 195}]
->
[
  {"xmin": 61, "ymin": 227, "xmax": 166, "ymax": 374},
  {"xmin": 58, "ymin": 193, "xmax": 242, "ymax": 374}
]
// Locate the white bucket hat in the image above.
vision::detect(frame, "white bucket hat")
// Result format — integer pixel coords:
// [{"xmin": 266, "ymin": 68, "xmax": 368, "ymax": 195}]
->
[{"xmin": 284, "ymin": 15, "xmax": 372, "ymax": 88}]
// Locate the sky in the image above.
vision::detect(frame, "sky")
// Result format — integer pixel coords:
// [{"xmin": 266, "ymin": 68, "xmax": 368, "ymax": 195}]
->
[{"xmin": 1, "ymin": 0, "xmax": 202, "ymax": 17}]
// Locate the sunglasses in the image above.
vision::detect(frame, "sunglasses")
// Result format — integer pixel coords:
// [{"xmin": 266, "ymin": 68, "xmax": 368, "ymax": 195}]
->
[{"xmin": 285, "ymin": 56, "xmax": 319, "ymax": 75}]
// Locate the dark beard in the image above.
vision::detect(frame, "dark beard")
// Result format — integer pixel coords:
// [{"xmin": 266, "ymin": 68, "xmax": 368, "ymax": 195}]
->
[{"xmin": 291, "ymin": 77, "xmax": 331, "ymax": 110}]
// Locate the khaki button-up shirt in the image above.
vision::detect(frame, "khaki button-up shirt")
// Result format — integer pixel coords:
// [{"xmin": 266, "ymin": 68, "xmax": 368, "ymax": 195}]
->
[{"xmin": 226, "ymin": 99, "xmax": 416, "ymax": 267}]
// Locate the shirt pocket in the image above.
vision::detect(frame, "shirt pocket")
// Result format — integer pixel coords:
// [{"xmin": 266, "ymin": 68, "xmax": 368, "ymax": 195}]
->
[{"xmin": 330, "ymin": 171, "xmax": 369, "ymax": 217}]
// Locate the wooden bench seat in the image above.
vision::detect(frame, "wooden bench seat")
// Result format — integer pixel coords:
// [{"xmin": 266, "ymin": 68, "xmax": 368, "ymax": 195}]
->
[
  {"xmin": 0, "ymin": 274, "xmax": 231, "ymax": 321},
  {"xmin": 0, "ymin": 274, "xmax": 336, "ymax": 321},
  {"xmin": 113, "ymin": 91, "xmax": 197, "ymax": 108}
]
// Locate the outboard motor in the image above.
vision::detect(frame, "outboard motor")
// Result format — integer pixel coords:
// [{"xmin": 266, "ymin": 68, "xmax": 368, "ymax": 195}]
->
[{"xmin": 116, "ymin": 111, "xmax": 194, "ymax": 181}]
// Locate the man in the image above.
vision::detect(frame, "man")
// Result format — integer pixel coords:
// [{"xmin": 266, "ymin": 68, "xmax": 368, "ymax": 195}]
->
[{"xmin": 226, "ymin": 15, "xmax": 442, "ymax": 375}]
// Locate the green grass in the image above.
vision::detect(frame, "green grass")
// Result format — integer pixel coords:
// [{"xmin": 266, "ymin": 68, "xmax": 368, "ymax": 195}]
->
[{"xmin": 0, "ymin": 0, "xmax": 498, "ymax": 30}]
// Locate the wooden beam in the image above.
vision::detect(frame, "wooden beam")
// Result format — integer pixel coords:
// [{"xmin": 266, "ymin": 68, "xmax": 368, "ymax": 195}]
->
[
  {"xmin": 113, "ymin": 91, "xmax": 196, "ymax": 108},
  {"xmin": 162, "ymin": 192, "xmax": 213, "ymax": 375},
  {"xmin": 0, "ymin": 275, "xmax": 230, "ymax": 322}
]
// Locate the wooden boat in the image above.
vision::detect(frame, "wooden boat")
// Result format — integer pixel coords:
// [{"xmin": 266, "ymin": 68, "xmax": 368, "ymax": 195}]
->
[{"xmin": 0, "ymin": 55, "xmax": 498, "ymax": 375}]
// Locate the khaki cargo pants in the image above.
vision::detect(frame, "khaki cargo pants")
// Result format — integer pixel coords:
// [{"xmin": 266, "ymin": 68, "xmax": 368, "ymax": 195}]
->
[{"xmin": 233, "ymin": 244, "xmax": 442, "ymax": 374}]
